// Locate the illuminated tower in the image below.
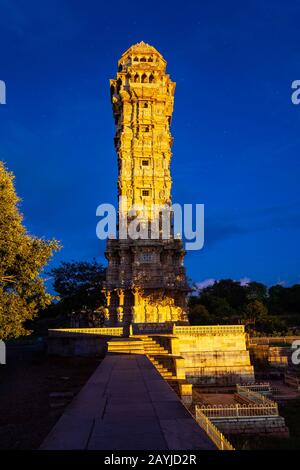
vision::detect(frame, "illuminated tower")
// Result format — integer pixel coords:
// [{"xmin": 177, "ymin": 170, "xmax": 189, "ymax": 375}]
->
[{"xmin": 103, "ymin": 42, "xmax": 189, "ymax": 328}]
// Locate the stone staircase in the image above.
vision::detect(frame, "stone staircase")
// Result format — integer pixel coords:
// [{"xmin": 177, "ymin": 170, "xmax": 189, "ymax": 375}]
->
[
  {"xmin": 137, "ymin": 336, "xmax": 168, "ymax": 355},
  {"xmin": 107, "ymin": 337, "xmax": 145, "ymax": 354},
  {"xmin": 134, "ymin": 335, "xmax": 177, "ymax": 380},
  {"xmin": 107, "ymin": 335, "xmax": 178, "ymax": 380},
  {"xmin": 107, "ymin": 334, "xmax": 192, "ymax": 403},
  {"xmin": 150, "ymin": 357, "xmax": 177, "ymax": 380}
]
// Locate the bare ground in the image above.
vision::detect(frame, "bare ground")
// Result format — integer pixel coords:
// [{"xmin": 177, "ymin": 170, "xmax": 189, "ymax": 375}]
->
[{"xmin": 0, "ymin": 341, "xmax": 100, "ymax": 450}]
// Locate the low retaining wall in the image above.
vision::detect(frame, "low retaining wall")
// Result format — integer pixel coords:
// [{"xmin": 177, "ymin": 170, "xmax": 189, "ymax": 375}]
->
[
  {"xmin": 47, "ymin": 336, "xmax": 108, "ymax": 357},
  {"xmin": 250, "ymin": 344, "xmax": 291, "ymax": 367},
  {"xmin": 196, "ymin": 384, "xmax": 289, "ymax": 437},
  {"xmin": 212, "ymin": 416, "xmax": 289, "ymax": 437},
  {"xmin": 250, "ymin": 336, "xmax": 300, "ymax": 346},
  {"xmin": 285, "ymin": 371, "xmax": 300, "ymax": 390},
  {"xmin": 186, "ymin": 366, "xmax": 255, "ymax": 386},
  {"xmin": 173, "ymin": 325, "xmax": 255, "ymax": 386},
  {"xmin": 48, "ymin": 327, "xmax": 124, "ymax": 337},
  {"xmin": 47, "ymin": 328, "xmax": 124, "ymax": 357}
]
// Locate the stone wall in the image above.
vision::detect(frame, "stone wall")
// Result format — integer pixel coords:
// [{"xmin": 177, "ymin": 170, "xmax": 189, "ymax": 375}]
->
[
  {"xmin": 47, "ymin": 336, "xmax": 108, "ymax": 357},
  {"xmin": 250, "ymin": 343, "xmax": 290, "ymax": 367},
  {"xmin": 212, "ymin": 416, "xmax": 289, "ymax": 437},
  {"xmin": 174, "ymin": 326, "xmax": 255, "ymax": 385}
]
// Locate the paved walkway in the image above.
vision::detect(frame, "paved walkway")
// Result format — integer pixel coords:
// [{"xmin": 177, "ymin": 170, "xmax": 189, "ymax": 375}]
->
[{"xmin": 40, "ymin": 354, "xmax": 215, "ymax": 450}]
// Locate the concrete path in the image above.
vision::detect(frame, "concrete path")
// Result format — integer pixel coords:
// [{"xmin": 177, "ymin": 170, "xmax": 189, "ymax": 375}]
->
[{"xmin": 40, "ymin": 354, "xmax": 216, "ymax": 450}]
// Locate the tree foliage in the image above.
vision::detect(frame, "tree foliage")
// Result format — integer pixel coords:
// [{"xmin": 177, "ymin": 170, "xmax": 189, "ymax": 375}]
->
[
  {"xmin": 245, "ymin": 282, "xmax": 268, "ymax": 303},
  {"xmin": 201, "ymin": 279, "xmax": 247, "ymax": 309},
  {"xmin": 189, "ymin": 304, "xmax": 211, "ymax": 325},
  {"xmin": 243, "ymin": 300, "xmax": 268, "ymax": 324},
  {"xmin": 0, "ymin": 162, "xmax": 60, "ymax": 340},
  {"xmin": 48, "ymin": 260, "xmax": 106, "ymax": 318},
  {"xmin": 188, "ymin": 278, "xmax": 300, "ymax": 334}
]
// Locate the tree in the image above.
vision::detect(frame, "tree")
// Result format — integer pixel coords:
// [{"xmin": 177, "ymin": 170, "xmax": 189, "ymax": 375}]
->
[
  {"xmin": 268, "ymin": 284, "xmax": 286, "ymax": 315},
  {"xmin": 284, "ymin": 284, "xmax": 300, "ymax": 314},
  {"xmin": 201, "ymin": 279, "xmax": 247, "ymax": 310},
  {"xmin": 243, "ymin": 300, "xmax": 268, "ymax": 325},
  {"xmin": 202, "ymin": 295, "xmax": 236, "ymax": 320},
  {"xmin": 48, "ymin": 260, "xmax": 106, "ymax": 319},
  {"xmin": 0, "ymin": 162, "xmax": 60, "ymax": 340},
  {"xmin": 188, "ymin": 304, "xmax": 211, "ymax": 325},
  {"xmin": 245, "ymin": 281, "xmax": 268, "ymax": 303},
  {"xmin": 257, "ymin": 316, "xmax": 287, "ymax": 335},
  {"xmin": 189, "ymin": 278, "xmax": 299, "ymax": 333}
]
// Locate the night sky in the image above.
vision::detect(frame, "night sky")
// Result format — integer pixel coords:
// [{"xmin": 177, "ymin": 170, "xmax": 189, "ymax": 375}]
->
[{"xmin": 1, "ymin": 0, "xmax": 300, "ymax": 288}]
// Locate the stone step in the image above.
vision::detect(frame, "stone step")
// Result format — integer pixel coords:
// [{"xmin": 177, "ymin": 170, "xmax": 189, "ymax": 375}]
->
[
  {"xmin": 148, "ymin": 355, "xmax": 170, "ymax": 360},
  {"xmin": 152, "ymin": 360, "xmax": 169, "ymax": 366},
  {"xmin": 151, "ymin": 361, "xmax": 170, "ymax": 370},
  {"xmin": 145, "ymin": 342, "xmax": 164, "ymax": 346},
  {"xmin": 148, "ymin": 352, "xmax": 169, "ymax": 355},
  {"xmin": 151, "ymin": 360, "xmax": 168, "ymax": 367},
  {"xmin": 107, "ymin": 339, "xmax": 145, "ymax": 354},
  {"xmin": 108, "ymin": 345, "xmax": 142, "ymax": 348},
  {"xmin": 146, "ymin": 349, "xmax": 165, "ymax": 352},
  {"xmin": 153, "ymin": 364, "xmax": 173, "ymax": 375}
]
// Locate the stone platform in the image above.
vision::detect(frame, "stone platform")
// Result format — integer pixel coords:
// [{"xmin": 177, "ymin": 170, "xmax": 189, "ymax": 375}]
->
[
  {"xmin": 40, "ymin": 354, "xmax": 216, "ymax": 450},
  {"xmin": 48, "ymin": 325, "xmax": 255, "ymax": 386}
]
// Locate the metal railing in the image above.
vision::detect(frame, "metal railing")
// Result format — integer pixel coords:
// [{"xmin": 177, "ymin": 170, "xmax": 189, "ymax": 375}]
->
[
  {"xmin": 197, "ymin": 403, "xmax": 278, "ymax": 419},
  {"xmin": 236, "ymin": 382, "xmax": 271, "ymax": 395},
  {"xmin": 197, "ymin": 384, "xmax": 279, "ymax": 420},
  {"xmin": 236, "ymin": 384, "xmax": 277, "ymax": 405},
  {"xmin": 195, "ymin": 407, "xmax": 235, "ymax": 450},
  {"xmin": 285, "ymin": 371, "xmax": 300, "ymax": 390}
]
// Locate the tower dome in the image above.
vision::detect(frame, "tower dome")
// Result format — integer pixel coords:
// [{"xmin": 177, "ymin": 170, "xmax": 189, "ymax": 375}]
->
[{"xmin": 118, "ymin": 41, "xmax": 166, "ymax": 72}]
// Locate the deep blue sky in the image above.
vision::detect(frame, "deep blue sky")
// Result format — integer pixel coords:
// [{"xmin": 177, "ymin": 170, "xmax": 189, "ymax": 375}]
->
[{"xmin": 1, "ymin": 0, "xmax": 300, "ymax": 288}]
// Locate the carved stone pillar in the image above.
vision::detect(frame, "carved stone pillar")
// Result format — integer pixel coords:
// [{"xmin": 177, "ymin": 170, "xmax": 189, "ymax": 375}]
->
[
  {"xmin": 102, "ymin": 289, "xmax": 112, "ymax": 324},
  {"xmin": 106, "ymin": 290, "xmax": 111, "ymax": 308},
  {"xmin": 132, "ymin": 287, "xmax": 143, "ymax": 323},
  {"xmin": 103, "ymin": 308, "xmax": 109, "ymax": 322},
  {"xmin": 117, "ymin": 288, "xmax": 124, "ymax": 323}
]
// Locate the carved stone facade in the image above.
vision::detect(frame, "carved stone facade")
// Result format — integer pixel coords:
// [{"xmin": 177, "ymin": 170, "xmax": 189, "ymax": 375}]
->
[{"xmin": 103, "ymin": 42, "xmax": 189, "ymax": 325}]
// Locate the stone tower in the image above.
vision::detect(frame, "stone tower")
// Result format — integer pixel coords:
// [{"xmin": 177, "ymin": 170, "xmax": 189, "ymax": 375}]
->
[{"xmin": 103, "ymin": 42, "xmax": 189, "ymax": 328}]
